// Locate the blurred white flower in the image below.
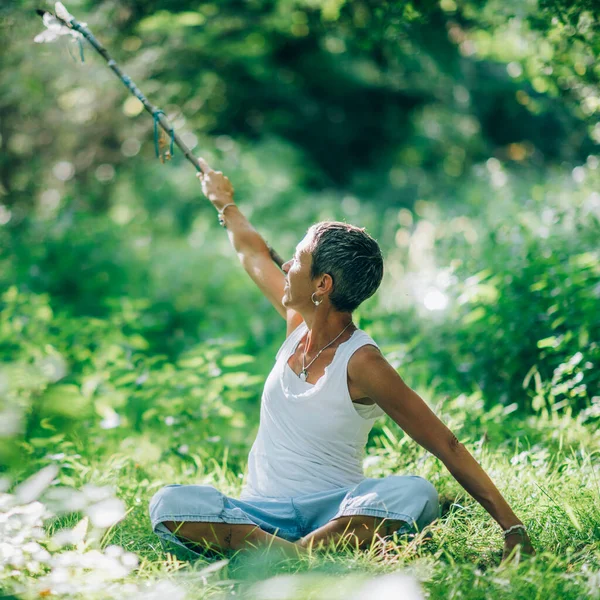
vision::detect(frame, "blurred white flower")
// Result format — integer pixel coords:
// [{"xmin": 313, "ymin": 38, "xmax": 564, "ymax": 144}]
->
[
  {"xmin": 51, "ymin": 529, "xmax": 81, "ymax": 549},
  {"xmin": 22, "ymin": 541, "xmax": 51, "ymax": 564},
  {"xmin": 250, "ymin": 574, "xmax": 302, "ymax": 600},
  {"xmin": 82, "ymin": 484, "xmax": 114, "ymax": 503},
  {"xmin": 100, "ymin": 411, "xmax": 121, "ymax": 430},
  {"xmin": 2, "ymin": 483, "xmax": 143, "ymax": 599},
  {"xmin": 86, "ymin": 498, "xmax": 126, "ymax": 528},
  {"xmin": 0, "ymin": 408, "xmax": 23, "ymax": 437},
  {"xmin": 14, "ymin": 465, "xmax": 59, "ymax": 504},
  {"xmin": 22, "ymin": 541, "xmax": 42, "ymax": 554},
  {"xmin": 46, "ymin": 453, "xmax": 66, "ymax": 461},
  {"xmin": 0, "ymin": 542, "xmax": 17, "ymax": 564},
  {"xmin": 34, "ymin": 10, "xmax": 84, "ymax": 43},
  {"xmin": 44, "ymin": 487, "xmax": 88, "ymax": 513},
  {"xmin": 121, "ymin": 552, "xmax": 139, "ymax": 569},
  {"xmin": 51, "ymin": 517, "xmax": 88, "ymax": 549},
  {"xmin": 12, "ymin": 505, "xmax": 42, "ymax": 532},
  {"xmin": 7, "ymin": 548, "xmax": 25, "ymax": 568},
  {"xmin": 362, "ymin": 455, "xmax": 382, "ymax": 469},
  {"xmin": 36, "ymin": 354, "xmax": 68, "ymax": 383},
  {"xmin": 104, "ymin": 545, "xmax": 123, "ymax": 558},
  {"xmin": 349, "ymin": 573, "xmax": 425, "ymax": 600},
  {"xmin": 129, "ymin": 580, "xmax": 188, "ymax": 600}
]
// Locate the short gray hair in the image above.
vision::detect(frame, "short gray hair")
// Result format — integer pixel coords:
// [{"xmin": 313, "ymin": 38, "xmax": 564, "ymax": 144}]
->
[{"xmin": 307, "ymin": 221, "xmax": 384, "ymax": 313}]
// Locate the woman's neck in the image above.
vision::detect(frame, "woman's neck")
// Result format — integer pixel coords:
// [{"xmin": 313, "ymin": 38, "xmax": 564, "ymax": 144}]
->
[{"xmin": 302, "ymin": 308, "xmax": 354, "ymax": 354}]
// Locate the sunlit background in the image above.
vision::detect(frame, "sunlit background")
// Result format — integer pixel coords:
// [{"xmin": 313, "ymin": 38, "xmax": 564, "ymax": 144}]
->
[{"xmin": 1, "ymin": 0, "xmax": 599, "ymax": 598}]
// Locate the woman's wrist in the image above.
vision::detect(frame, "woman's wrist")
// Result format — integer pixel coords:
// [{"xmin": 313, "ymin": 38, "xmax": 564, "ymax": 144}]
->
[
  {"xmin": 211, "ymin": 196, "xmax": 235, "ymax": 212},
  {"xmin": 503, "ymin": 523, "xmax": 527, "ymax": 538},
  {"xmin": 217, "ymin": 202, "xmax": 237, "ymax": 227}
]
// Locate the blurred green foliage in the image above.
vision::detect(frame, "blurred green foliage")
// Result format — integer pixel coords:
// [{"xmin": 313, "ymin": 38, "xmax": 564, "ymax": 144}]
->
[
  {"xmin": 0, "ymin": 0, "xmax": 599, "ymax": 474},
  {"xmin": 1, "ymin": 0, "xmax": 598, "ymax": 212},
  {"xmin": 0, "ymin": 284, "xmax": 266, "ymax": 470},
  {"xmin": 370, "ymin": 167, "xmax": 600, "ymax": 415}
]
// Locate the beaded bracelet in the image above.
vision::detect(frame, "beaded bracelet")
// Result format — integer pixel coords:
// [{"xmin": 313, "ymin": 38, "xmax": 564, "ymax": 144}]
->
[
  {"xmin": 503, "ymin": 524, "xmax": 527, "ymax": 538},
  {"xmin": 217, "ymin": 203, "xmax": 236, "ymax": 227}
]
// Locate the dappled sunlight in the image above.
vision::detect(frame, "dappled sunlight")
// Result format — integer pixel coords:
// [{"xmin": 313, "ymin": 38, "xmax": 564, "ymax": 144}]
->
[
  {"xmin": 1, "ymin": 0, "xmax": 599, "ymax": 597},
  {"xmin": 423, "ymin": 289, "xmax": 449, "ymax": 312}
]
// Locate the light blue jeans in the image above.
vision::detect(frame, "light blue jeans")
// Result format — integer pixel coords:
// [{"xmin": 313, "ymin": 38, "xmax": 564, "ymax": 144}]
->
[{"xmin": 149, "ymin": 475, "xmax": 439, "ymax": 555}]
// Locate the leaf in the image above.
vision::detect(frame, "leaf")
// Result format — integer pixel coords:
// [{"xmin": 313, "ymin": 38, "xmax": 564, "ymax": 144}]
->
[
  {"xmin": 563, "ymin": 503, "xmax": 582, "ymax": 531},
  {"xmin": 220, "ymin": 372, "xmax": 252, "ymax": 387},
  {"xmin": 221, "ymin": 354, "xmax": 254, "ymax": 368},
  {"xmin": 529, "ymin": 280, "xmax": 547, "ymax": 291},
  {"xmin": 41, "ymin": 384, "xmax": 91, "ymax": 418},
  {"xmin": 196, "ymin": 558, "xmax": 229, "ymax": 578},
  {"xmin": 522, "ymin": 365, "xmax": 538, "ymax": 388},
  {"xmin": 462, "ymin": 307, "xmax": 486, "ymax": 325},
  {"xmin": 569, "ymin": 252, "xmax": 598, "ymax": 269},
  {"xmin": 137, "ymin": 11, "xmax": 177, "ymax": 32},
  {"xmin": 178, "ymin": 356, "xmax": 206, "ymax": 368},
  {"xmin": 127, "ymin": 334, "xmax": 149, "ymax": 350},
  {"xmin": 537, "ymin": 336, "xmax": 557, "ymax": 348},
  {"xmin": 175, "ymin": 12, "xmax": 206, "ymax": 26}
]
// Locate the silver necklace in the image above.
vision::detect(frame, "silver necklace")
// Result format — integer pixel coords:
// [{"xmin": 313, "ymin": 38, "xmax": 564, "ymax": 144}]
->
[{"xmin": 300, "ymin": 322, "xmax": 353, "ymax": 382}]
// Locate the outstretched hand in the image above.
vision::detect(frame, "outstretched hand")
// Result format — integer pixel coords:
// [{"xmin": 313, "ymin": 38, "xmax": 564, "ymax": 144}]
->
[
  {"xmin": 196, "ymin": 157, "xmax": 234, "ymax": 210},
  {"xmin": 501, "ymin": 530, "xmax": 536, "ymax": 564}
]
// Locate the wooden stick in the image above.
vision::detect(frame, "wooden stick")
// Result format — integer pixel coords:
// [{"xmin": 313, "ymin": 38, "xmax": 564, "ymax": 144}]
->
[{"xmin": 37, "ymin": 6, "xmax": 285, "ymax": 268}]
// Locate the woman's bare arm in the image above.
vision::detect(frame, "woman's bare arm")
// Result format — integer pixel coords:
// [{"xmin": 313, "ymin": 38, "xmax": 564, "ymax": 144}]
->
[
  {"xmin": 197, "ymin": 158, "xmax": 302, "ymax": 336},
  {"xmin": 348, "ymin": 345, "xmax": 535, "ymax": 560}
]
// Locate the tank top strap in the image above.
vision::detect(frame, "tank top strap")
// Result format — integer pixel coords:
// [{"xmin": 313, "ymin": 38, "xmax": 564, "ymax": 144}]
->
[
  {"xmin": 328, "ymin": 328, "xmax": 379, "ymax": 380},
  {"xmin": 275, "ymin": 321, "xmax": 307, "ymax": 361}
]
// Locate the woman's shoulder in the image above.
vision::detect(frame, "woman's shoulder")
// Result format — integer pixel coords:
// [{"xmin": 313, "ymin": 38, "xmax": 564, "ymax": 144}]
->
[
  {"xmin": 346, "ymin": 341, "xmax": 389, "ymax": 387},
  {"xmin": 339, "ymin": 328, "xmax": 382, "ymax": 369}
]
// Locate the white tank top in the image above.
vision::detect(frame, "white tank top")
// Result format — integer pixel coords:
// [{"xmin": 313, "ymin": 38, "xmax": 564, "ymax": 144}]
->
[{"xmin": 240, "ymin": 321, "xmax": 385, "ymax": 499}]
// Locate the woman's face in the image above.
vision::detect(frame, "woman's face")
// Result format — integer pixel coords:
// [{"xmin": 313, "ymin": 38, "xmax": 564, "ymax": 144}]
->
[{"xmin": 282, "ymin": 234, "xmax": 314, "ymax": 309}]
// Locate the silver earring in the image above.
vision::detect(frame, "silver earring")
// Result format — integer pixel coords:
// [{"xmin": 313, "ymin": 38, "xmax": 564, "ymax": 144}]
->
[{"xmin": 311, "ymin": 292, "xmax": 322, "ymax": 306}]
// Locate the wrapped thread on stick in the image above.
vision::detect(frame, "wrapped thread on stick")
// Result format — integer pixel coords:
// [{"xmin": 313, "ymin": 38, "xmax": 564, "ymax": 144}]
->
[{"xmin": 153, "ymin": 110, "xmax": 175, "ymax": 162}]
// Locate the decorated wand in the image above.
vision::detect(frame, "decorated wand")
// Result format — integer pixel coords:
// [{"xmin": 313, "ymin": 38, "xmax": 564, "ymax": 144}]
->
[{"xmin": 35, "ymin": 2, "xmax": 285, "ymax": 268}]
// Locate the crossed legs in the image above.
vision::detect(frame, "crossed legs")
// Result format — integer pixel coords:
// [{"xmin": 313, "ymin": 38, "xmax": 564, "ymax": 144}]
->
[
  {"xmin": 162, "ymin": 520, "xmax": 305, "ymax": 557},
  {"xmin": 297, "ymin": 515, "xmax": 407, "ymax": 551},
  {"xmin": 163, "ymin": 514, "xmax": 407, "ymax": 557}
]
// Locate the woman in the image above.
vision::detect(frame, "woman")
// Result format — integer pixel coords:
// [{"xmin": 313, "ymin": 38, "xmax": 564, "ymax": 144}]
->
[{"xmin": 149, "ymin": 158, "xmax": 535, "ymax": 561}]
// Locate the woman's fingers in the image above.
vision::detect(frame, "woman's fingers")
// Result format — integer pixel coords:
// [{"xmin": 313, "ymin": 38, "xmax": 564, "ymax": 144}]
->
[
  {"xmin": 196, "ymin": 159, "xmax": 229, "ymax": 185},
  {"xmin": 195, "ymin": 158, "xmax": 234, "ymax": 203},
  {"xmin": 197, "ymin": 156, "xmax": 213, "ymax": 174}
]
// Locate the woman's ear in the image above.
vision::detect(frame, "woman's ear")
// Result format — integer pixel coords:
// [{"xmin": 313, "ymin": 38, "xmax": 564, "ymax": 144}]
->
[{"xmin": 317, "ymin": 273, "xmax": 334, "ymax": 295}]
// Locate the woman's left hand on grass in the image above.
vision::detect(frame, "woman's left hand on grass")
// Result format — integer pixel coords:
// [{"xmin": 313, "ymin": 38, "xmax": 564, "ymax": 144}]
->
[{"xmin": 502, "ymin": 530, "xmax": 536, "ymax": 563}]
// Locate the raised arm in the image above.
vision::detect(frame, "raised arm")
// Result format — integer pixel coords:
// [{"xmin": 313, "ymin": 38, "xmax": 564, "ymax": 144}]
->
[
  {"xmin": 197, "ymin": 158, "xmax": 302, "ymax": 336},
  {"xmin": 348, "ymin": 345, "xmax": 535, "ymax": 562}
]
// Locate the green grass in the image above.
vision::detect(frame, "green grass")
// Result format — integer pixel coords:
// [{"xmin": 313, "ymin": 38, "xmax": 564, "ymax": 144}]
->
[
  {"xmin": 2, "ymin": 160, "xmax": 599, "ymax": 597},
  {"xmin": 7, "ymin": 393, "xmax": 599, "ymax": 600}
]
